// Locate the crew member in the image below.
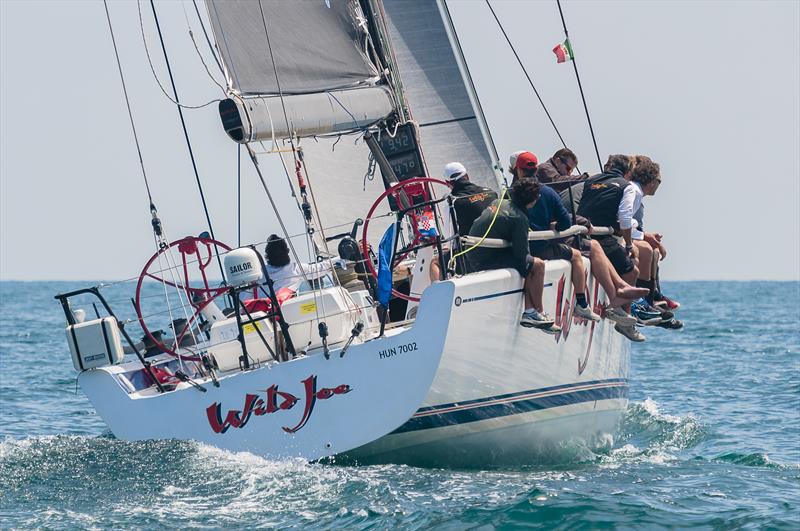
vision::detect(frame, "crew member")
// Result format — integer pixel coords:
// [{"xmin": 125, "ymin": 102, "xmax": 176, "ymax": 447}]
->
[
  {"xmin": 442, "ymin": 162, "xmax": 498, "ymax": 235},
  {"xmin": 536, "ymin": 148, "xmax": 579, "ymax": 183},
  {"xmin": 430, "ymin": 162, "xmax": 499, "ymax": 280},
  {"xmin": 511, "ymin": 152, "xmax": 600, "ymax": 322},
  {"xmin": 576, "ymin": 154, "xmax": 646, "ymax": 342},
  {"xmin": 467, "ymin": 179, "xmax": 560, "ymax": 332},
  {"xmin": 625, "ymin": 155, "xmax": 682, "ymax": 329}
]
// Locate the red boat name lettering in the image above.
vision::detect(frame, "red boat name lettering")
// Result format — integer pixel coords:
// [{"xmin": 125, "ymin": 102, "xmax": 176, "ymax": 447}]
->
[{"xmin": 206, "ymin": 375, "xmax": 351, "ymax": 434}]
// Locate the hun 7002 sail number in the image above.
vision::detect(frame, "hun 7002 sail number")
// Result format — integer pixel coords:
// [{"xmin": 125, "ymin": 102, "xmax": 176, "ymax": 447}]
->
[{"xmin": 378, "ymin": 342, "xmax": 418, "ymax": 360}]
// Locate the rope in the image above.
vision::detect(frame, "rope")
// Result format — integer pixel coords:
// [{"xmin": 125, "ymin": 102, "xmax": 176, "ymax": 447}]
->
[
  {"xmin": 485, "ymin": 0, "xmax": 570, "ymax": 153},
  {"xmin": 148, "ymin": 0, "xmax": 224, "ymax": 278},
  {"xmin": 102, "ymin": 0, "xmax": 153, "ymax": 207},
  {"xmin": 137, "ymin": 0, "xmax": 222, "ymax": 110},
  {"xmin": 448, "ymin": 188, "xmax": 507, "ymax": 270},
  {"xmin": 556, "ymin": 0, "xmax": 603, "ymax": 170}
]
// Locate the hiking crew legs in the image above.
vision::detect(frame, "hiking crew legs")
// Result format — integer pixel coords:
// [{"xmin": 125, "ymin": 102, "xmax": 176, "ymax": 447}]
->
[{"xmin": 524, "ymin": 257, "xmax": 546, "ymax": 312}]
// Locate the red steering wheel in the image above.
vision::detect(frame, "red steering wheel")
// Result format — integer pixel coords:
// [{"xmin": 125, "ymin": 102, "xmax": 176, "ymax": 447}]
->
[
  {"xmin": 361, "ymin": 177, "xmax": 449, "ymax": 303},
  {"xmin": 135, "ymin": 236, "xmax": 232, "ymax": 360}
]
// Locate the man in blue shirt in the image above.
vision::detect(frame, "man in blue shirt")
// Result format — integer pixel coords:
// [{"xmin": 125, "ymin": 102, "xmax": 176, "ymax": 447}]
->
[{"xmin": 511, "ymin": 152, "xmax": 600, "ymax": 322}]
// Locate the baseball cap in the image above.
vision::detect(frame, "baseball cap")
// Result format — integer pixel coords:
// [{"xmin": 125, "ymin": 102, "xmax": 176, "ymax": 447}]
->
[
  {"xmin": 508, "ymin": 150, "xmax": 526, "ymax": 169},
  {"xmin": 514, "ymin": 151, "xmax": 538, "ymax": 171},
  {"xmin": 443, "ymin": 162, "xmax": 467, "ymax": 181}
]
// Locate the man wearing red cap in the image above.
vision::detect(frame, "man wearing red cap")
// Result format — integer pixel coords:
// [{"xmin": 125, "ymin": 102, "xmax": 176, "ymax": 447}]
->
[{"xmin": 510, "ymin": 151, "xmax": 538, "ymax": 185}]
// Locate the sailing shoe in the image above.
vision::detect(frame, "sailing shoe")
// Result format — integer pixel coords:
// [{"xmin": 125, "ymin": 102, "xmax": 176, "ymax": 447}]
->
[
  {"xmin": 615, "ymin": 323, "xmax": 646, "ymax": 342},
  {"xmin": 604, "ymin": 307, "xmax": 637, "ymax": 326},
  {"xmin": 654, "ymin": 295, "xmax": 681, "ymax": 312},
  {"xmin": 542, "ymin": 321, "xmax": 563, "ymax": 335},
  {"xmin": 631, "ymin": 299, "xmax": 663, "ymax": 325},
  {"xmin": 574, "ymin": 304, "xmax": 601, "ymax": 322},
  {"xmin": 656, "ymin": 318, "xmax": 684, "ymax": 330},
  {"xmin": 520, "ymin": 309, "xmax": 556, "ymax": 329}
]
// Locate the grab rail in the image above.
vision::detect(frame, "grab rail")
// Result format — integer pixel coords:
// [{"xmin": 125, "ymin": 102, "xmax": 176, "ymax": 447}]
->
[{"xmin": 460, "ymin": 225, "xmax": 614, "ymax": 249}]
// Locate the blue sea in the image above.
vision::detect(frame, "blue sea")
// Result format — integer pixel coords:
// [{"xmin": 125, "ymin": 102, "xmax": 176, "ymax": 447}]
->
[{"xmin": 1, "ymin": 281, "xmax": 798, "ymax": 529}]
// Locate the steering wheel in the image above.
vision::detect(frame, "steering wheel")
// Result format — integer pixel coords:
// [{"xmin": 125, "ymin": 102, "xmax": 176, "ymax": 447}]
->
[
  {"xmin": 135, "ymin": 236, "xmax": 232, "ymax": 360},
  {"xmin": 361, "ymin": 177, "xmax": 449, "ymax": 303}
]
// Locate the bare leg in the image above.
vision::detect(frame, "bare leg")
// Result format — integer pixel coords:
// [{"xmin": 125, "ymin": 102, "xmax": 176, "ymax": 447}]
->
[
  {"xmin": 429, "ymin": 259, "xmax": 441, "ymax": 282},
  {"xmin": 588, "ymin": 240, "xmax": 647, "ymax": 307},
  {"xmin": 524, "ymin": 258, "xmax": 545, "ymax": 312},
  {"xmin": 635, "ymin": 240, "xmax": 653, "ymax": 281},
  {"xmin": 570, "ymin": 249, "xmax": 586, "ymax": 296},
  {"xmin": 651, "ymin": 248, "xmax": 660, "ymax": 282}
]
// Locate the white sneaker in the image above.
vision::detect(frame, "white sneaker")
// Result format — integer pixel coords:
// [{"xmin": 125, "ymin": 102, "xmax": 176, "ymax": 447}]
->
[
  {"xmin": 614, "ymin": 323, "xmax": 646, "ymax": 342},
  {"xmin": 574, "ymin": 304, "xmax": 601, "ymax": 322},
  {"xmin": 520, "ymin": 309, "xmax": 555, "ymax": 329},
  {"xmin": 605, "ymin": 307, "xmax": 637, "ymax": 326}
]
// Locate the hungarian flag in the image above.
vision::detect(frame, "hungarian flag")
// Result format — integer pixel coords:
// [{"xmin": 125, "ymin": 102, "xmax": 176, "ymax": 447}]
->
[{"xmin": 553, "ymin": 38, "xmax": 574, "ymax": 63}]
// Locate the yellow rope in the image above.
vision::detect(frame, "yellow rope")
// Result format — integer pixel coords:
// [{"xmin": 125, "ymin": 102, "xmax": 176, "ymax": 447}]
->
[{"xmin": 448, "ymin": 187, "xmax": 508, "ymax": 271}]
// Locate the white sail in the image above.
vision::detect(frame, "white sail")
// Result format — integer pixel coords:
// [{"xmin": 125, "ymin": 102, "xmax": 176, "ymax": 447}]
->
[
  {"xmin": 291, "ymin": 0, "xmax": 509, "ymax": 239},
  {"xmin": 381, "ymin": 0, "xmax": 503, "ymax": 190},
  {"xmin": 206, "ymin": 0, "xmax": 394, "ymax": 140}
]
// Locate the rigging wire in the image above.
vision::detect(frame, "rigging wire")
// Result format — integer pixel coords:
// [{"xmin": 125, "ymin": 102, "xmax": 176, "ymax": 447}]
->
[
  {"xmin": 256, "ymin": 1, "xmax": 300, "ymax": 173},
  {"xmin": 137, "ymin": 0, "xmax": 222, "ymax": 109},
  {"xmin": 181, "ymin": 1, "xmax": 227, "ymax": 96},
  {"xmin": 556, "ymin": 0, "xmax": 603, "ymax": 170},
  {"xmin": 148, "ymin": 0, "xmax": 224, "ymax": 277},
  {"xmin": 102, "ymin": 0, "xmax": 154, "ymax": 208},
  {"xmin": 484, "ymin": 0, "xmax": 570, "ymax": 153},
  {"xmin": 190, "ymin": 0, "xmax": 224, "ymax": 75},
  {"xmin": 237, "ymin": 144, "xmax": 241, "ymax": 247},
  {"xmin": 255, "ymin": 0, "xmax": 323, "ymax": 266}
]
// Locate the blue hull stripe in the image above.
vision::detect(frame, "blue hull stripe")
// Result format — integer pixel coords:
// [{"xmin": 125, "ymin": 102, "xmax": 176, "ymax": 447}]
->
[
  {"xmin": 460, "ymin": 282, "xmax": 553, "ymax": 305},
  {"xmin": 393, "ymin": 380, "xmax": 628, "ymax": 434}
]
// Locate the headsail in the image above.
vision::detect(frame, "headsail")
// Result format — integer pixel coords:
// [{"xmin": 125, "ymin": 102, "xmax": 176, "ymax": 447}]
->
[{"xmin": 380, "ymin": 0, "xmax": 503, "ymax": 190}]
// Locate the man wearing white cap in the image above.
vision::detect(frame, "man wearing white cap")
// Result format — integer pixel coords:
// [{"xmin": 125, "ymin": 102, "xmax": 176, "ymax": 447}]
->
[
  {"xmin": 429, "ymin": 162, "xmax": 499, "ymax": 280},
  {"xmin": 442, "ymin": 162, "xmax": 498, "ymax": 236}
]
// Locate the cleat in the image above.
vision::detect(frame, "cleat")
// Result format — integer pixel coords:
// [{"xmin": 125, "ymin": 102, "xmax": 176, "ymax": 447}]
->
[
  {"xmin": 574, "ymin": 304, "xmax": 601, "ymax": 322},
  {"xmin": 615, "ymin": 323, "xmax": 646, "ymax": 342},
  {"xmin": 520, "ymin": 309, "xmax": 555, "ymax": 329},
  {"xmin": 605, "ymin": 307, "xmax": 637, "ymax": 326},
  {"xmin": 631, "ymin": 299, "xmax": 663, "ymax": 325},
  {"xmin": 656, "ymin": 318, "xmax": 684, "ymax": 330}
]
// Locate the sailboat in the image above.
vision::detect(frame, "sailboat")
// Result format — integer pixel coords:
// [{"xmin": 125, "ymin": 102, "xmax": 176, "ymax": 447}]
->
[{"xmin": 56, "ymin": 0, "xmax": 629, "ymax": 466}]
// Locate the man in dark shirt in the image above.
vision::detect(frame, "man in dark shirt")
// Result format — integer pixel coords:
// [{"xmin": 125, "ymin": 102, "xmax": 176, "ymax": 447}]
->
[
  {"xmin": 442, "ymin": 162, "xmax": 498, "ymax": 235},
  {"xmin": 467, "ymin": 179, "xmax": 559, "ymax": 332},
  {"xmin": 536, "ymin": 148, "xmax": 579, "ymax": 183}
]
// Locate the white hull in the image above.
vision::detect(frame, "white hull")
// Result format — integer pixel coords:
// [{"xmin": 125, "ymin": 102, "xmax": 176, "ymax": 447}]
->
[
  {"xmin": 77, "ymin": 258, "xmax": 628, "ymax": 465},
  {"xmin": 78, "ymin": 282, "xmax": 456, "ymax": 461},
  {"xmin": 348, "ymin": 259, "xmax": 630, "ymax": 466}
]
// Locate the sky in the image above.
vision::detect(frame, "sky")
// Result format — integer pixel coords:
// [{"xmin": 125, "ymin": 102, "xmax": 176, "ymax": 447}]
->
[{"xmin": 1, "ymin": 0, "xmax": 798, "ymax": 281}]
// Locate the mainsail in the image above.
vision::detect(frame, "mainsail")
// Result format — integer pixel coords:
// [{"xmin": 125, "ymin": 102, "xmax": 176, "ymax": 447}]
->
[
  {"xmin": 206, "ymin": 0, "xmax": 394, "ymax": 140},
  {"xmin": 204, "ymin": 0, "xmax": 502, "ymax": 241}
]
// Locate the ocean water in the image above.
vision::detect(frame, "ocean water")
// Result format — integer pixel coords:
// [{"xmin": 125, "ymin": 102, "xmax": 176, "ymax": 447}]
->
[{"xmin": 1, "ymin": 280, "xmax": 798, "ymax": 529}]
